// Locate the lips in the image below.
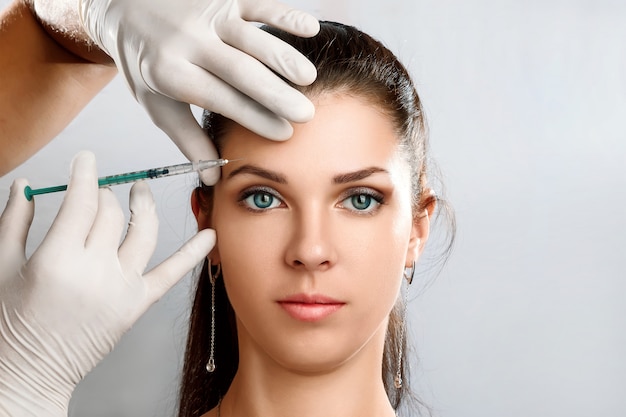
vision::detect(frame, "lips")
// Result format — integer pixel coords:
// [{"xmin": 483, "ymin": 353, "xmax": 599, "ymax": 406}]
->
[{"xmin": 277, "ymin": 294, "xmax": 345, "ymax": 322}]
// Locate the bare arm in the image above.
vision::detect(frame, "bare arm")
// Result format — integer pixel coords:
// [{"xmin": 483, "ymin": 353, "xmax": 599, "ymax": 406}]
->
[{"xmin": 0, "ymin": 0, "xmax": 116, "ymax": 177}]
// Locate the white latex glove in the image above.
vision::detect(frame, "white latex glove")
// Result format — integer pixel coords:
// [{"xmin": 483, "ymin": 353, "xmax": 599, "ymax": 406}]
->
[
  {"xmin": 79, "ymin": 0, "xmax": 320, "ymax": 185},
  {"xmin": 0, "ymin": 152, "xmax": 215, "ymax": 416}
]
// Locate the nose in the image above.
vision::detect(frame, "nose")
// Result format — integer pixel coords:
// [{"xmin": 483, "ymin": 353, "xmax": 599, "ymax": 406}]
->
[{"xmin": 284, "ymin": 207, "xmax": 337, "ymax": 271}]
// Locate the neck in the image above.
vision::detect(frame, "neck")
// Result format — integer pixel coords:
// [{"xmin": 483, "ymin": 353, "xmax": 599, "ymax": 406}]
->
[{"xmin": 219, "ymin": 324, "xmax": 396, "ymax": 417}]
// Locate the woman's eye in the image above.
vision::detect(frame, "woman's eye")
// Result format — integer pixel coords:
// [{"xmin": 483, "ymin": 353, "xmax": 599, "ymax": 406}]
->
[
  {"xmin": 340, "ymin": 191, "xmax": 383, "ymax": 214},
  {"xmin": 241, "ymin": 190, "xmax": 282, "ymax": 210}
]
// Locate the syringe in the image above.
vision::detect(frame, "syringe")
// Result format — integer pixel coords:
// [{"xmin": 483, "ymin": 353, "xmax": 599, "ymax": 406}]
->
[{"xmin": 24, "ymin": 159, "xmax": 230, "ymax": 201}]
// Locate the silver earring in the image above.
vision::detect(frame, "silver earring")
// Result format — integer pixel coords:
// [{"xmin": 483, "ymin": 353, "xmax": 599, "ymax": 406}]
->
[
  {"xmin": 403, "ymin": 260, "xmax": 416, "ymax": 285},
  {"xmin": 395, "ymin": 261, "xmax": 415, "ymax": 389},
  {"xmin": 206, "ymin": 261, "xmax": 221, "ymax": 373}
]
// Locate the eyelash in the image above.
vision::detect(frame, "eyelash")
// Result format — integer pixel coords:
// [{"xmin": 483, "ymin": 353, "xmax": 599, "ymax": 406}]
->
[
  {"xmin": 237, "ymin": 186, "xmax": 386, "ymax": 214},
  {"xmin": 337, "ymin": 187, "xmax": 385, "ymax": 215},
  {"xmin": 238, "ymin": 186, "xmax": 285, "ymax": 212}
]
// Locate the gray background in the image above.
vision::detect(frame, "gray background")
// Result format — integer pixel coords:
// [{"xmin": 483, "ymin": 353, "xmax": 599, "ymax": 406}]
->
[{"xmin": 1, "ymin": 0, "xmax": 624, "ymax": 416}]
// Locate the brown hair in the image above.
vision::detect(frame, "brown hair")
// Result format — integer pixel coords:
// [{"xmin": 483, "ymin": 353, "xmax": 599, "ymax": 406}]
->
[{"xmin": 179, "ymin": 21, "xmax": 453, "ymax": 417}]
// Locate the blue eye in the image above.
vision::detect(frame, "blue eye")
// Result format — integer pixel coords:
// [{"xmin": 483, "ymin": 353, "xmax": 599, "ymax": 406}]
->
[
  {"xmin": 241, "ymin": 189, "xmax": 282, "ymax": 210},
  {"xmin": 351, "ymin": 194, "xmax": 373, "ymax": 210},
  {"xmin": 340, "ymin": 190, "xmax": 383, "ymax": 214}
]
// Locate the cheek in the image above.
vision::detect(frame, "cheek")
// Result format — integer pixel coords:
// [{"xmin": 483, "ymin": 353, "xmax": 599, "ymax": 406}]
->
[
  {"xmin": 366, "ymin": 224, "xmax": 409, "ymax": 289},
  {"xmin": 210, "ymin": 203, "xmax": 286, "ymax": 303},
  {"xmin": 336, "ymin": 211, "xmax": 413, "ymax": 307}
]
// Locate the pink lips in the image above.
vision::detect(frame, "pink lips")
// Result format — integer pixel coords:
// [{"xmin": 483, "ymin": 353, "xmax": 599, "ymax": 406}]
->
[{"xmin": 277, "ymin": 294, "xmax": 345, "ymax": 322}]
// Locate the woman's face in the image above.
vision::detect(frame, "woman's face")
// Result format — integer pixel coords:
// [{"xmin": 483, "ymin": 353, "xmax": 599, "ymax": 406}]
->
[{"xmin": 194, "ymin": 93, "xmax": 428, "ymax": 374}]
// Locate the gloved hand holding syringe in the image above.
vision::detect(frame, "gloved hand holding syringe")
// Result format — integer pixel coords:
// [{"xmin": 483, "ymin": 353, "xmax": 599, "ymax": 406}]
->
[
  {"xmin": 0, "ymin": 151, "xmax": 218, "ymax": 416},
  {"xmin": 23, "ymin": 159, "xmax": 236, "ymax": 200}
]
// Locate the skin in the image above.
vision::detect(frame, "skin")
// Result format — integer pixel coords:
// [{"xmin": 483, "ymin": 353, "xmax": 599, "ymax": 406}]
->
[
  {"xmin": 192, "ymin": 93, "xmax": 431, "ymax": 417},
  {"xmin": 0, "ymin": 0, "xmax": 116, "ymax": 176}
]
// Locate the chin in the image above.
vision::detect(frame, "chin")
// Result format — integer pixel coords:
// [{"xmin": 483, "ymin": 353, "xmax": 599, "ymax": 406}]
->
[{"xmin": 267, "ymin": 339, "xmax": 370, "ymax": 376}]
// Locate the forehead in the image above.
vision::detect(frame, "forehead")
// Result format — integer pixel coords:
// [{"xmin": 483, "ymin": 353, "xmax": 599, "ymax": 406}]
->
[{"xmin": 219, "ymin": 94, "xmax": 401, "ymax": 175}]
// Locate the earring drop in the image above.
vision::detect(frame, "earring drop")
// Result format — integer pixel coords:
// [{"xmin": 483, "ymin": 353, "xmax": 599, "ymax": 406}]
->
[
  {"xmin": 403, "ymin": 260, "xmax": 416, "ymax": 285},
  {"xmin": 206, "ymin": 261, "xmax": 221, "ymax": 373},
  {"xmin": 395, "ymin": 261, "xmax": 416, "ymax": 389}
]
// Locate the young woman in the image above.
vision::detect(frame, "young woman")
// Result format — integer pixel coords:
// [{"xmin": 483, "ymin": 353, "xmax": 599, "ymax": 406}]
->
[
  {"xmin": 181, "ymin": 21, "xmax": 453, "ymax": 417},
  {"xmin": 0, "ymin": 19, "xmax": 452, "ymax": 417}
]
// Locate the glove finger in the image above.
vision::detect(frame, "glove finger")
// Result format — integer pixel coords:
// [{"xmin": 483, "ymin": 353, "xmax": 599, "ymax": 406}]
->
[
  {"xmin": 192, "ymin": 42, "xmax": 314, "ymax": 124},
  {"xmin": 143, "ymin": 228, "xmax": 216, "ymax": 304},
  {"xmin": 138, "ymin": 98, "xmax": 221, "ymax": 185},
  {"xmin": 219, "ymin": 20, "xmax": 317, "ymax": 87},
  {"xmin": 240, "ymin": 0, "xmax": 320, "ymax": 38},
  {"xmin": 139, "ymin": 63, "xmax": 295, "ymax": 140},
  {"xmin": 118, "ymin": 181, "xmax": 158, "ymax": 274},
  {"xmin": 0, "ymin": 178, "xmax": 35, "ymax": 270},
  {"xmin": 48, "ymin": 151, "xmax": 99, "ymax": 244},
  {"xmin": 141, "ymin": 46, "xmax": 311, "ymax": 131},
  {"xmin": 85, "ymin": 188, "xmax": 125, "ymax": 251}
]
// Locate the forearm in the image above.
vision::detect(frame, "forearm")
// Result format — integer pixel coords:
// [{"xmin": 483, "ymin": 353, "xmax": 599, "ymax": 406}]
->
[
  {"xmin": 24, "ymin": 0, "xmax": 112, "ymax": 64},
  {"xmin": 0, "ymin": 0, "xmax": 116, "ymax": 177}
]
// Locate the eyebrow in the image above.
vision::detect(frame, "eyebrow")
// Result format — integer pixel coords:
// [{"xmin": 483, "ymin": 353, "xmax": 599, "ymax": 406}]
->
[
  {"xmin": 332, "ymin": 167, "xmax": 389, "ymax": 184},
  {"xmin": 227, "ymin": 164, "xmax": 388, "ymax": 184},
  {"xmin": 227, "ymin": 165, "xmax": 287, "ymax": 184}
]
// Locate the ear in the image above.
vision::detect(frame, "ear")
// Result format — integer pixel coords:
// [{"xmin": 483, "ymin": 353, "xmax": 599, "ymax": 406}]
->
[
  {"xmin": 405, "ymin": 188, "xmax": 436, "ymax": 267},
  {"xmin": 191, "ymin": 187, "xmax": 201, "ymax": 219},
  {"xmin": 191, "ymin": 187, "xmax": 220, "ymax": 262},
  {"xmin": 191, "ymin": 187, "xmax": 207, "ymax": 226}
]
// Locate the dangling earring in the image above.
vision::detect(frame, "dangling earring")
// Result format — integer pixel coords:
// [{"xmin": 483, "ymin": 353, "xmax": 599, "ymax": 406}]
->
[
  {"xmin": 206, "ymin": 261, "xmax": 221, "ymax": 373},
  {"xmin": 394, "ymin": 261, "xmax": 416, "ymax": 389},
  {"xmin": 403, "ymin": 260, "xmax": 416, "ymax": 285}
]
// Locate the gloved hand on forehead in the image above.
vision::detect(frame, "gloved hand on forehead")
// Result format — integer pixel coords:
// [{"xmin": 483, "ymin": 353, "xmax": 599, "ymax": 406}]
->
[
  {"xmin": 78, "ymin": 0, "xmax": 320, "ymax": 185},
  {"xmin": 0, "ymin": 152, "xmax": 215, "ymax": 416}
]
